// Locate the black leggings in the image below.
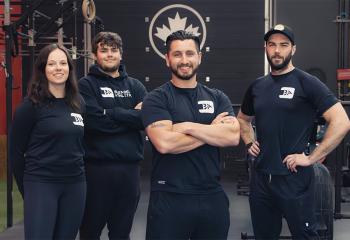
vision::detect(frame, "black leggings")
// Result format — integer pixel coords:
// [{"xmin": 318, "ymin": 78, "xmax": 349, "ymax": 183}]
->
[{"xmin": 24, "ymin": 181, "xmax": 86, "ymax": 240}]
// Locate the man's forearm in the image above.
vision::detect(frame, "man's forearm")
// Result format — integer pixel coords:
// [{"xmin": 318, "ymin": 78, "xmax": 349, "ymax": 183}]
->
[
  {"xmin": 176, "ymin": 122, "xmax": 240, "ymax": 147},
  {"xmin": 309, "ymin": 120, "xmax": 349, "ymax": 164},
  {"xmin": 237, "ymin": 118, "xmax": 255, "ymax": 144},
  {"xmin": 146, "ymin": 121, "xmax": 205, "ymax": 154},
  {"xmin": 165, "ymin": 132, "xmax": 205, "ymax": 154}
]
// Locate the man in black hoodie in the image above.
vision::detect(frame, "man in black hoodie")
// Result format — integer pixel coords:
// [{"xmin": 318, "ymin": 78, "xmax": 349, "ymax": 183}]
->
[{"xmin": 79, "ymin": 32, "xmax": 147, "ymax": 240}]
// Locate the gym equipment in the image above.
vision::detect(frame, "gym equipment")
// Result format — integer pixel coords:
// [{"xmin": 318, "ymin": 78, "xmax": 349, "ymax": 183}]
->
[
  {"xmin": 334, "ymin": 102, "xmax": 350, "ymax": 219},
  {"xmin": 82, "ymin": 0, "xmax": 96, "ymax": 22},
  {"xmin": 313, "ymin": 163, "xmax": 333, "ymax": 240},
  {"xmin": 236, "ymin": 154, "xmax": 254, "ymax": 196}
]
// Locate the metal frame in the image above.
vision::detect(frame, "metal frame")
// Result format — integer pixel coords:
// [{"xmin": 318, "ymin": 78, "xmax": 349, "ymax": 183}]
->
[
  {"xmin": 3, "ymin": 0, "xmax": 13, "ymax": 228},
  {"xmin": 334, "ymin": 102, "xmax": 350, "ymax": 219},
  {"xmin": 263, "ymin": 0, "xmax": 277, "ymax": 75},
  {"xmin": 334, "ymin": 0, "xmax": 350, "ymax": 220},
  {"xmin": 335, "ymin": 0, "xmax": 350, "ymax": 99}
]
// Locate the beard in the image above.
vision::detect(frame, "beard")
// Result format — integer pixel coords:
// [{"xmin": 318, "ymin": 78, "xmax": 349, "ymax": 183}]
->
[
  {"xmin": 100, "ymin": 63, "xmax": 119, "ymax": 73},
  {"xmin": 267, "ymin": 51, "xmax": 292, "ymax": 71},
  {"xmin": 170, "ymin": 63, "xmax": 199, "ymax": 81}
]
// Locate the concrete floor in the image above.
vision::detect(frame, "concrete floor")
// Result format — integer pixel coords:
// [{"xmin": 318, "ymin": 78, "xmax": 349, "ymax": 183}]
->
[{"xmin": 1, "ymin": 175, "xmax": 350, "ymax": 240}]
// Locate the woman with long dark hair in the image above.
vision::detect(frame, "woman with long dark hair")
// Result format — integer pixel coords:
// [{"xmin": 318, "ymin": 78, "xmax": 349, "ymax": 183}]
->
[{"xmin": 10, "ymin": 44, "xmax": 86, "ymax": 240}]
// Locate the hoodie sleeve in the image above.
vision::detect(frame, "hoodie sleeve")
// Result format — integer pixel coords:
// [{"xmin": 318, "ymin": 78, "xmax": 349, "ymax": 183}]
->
[
  {"xmin": 105, "ymin": 80, "xmax": 148, "ymax": 130},
  {"xmin": 79, "ymin": 77, "xmax": 130, "ymax": 135},
  {"xmin": 9, "ymin": 100, "xmax": 36, "ymax": 197}
]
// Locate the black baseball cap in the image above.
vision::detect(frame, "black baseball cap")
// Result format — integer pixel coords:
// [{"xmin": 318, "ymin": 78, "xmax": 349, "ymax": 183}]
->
[{"xmin": 264, "ymin": 24, "xmax": 295, "ymax": 45}]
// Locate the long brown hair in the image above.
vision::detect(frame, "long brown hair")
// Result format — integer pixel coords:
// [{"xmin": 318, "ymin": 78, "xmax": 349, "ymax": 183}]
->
[{"xmin": 27, "ymin": 44, "xmax": 81, "ymax": 111}]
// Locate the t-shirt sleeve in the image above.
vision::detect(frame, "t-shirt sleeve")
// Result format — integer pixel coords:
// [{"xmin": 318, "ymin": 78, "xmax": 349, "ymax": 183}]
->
[
  {"xmin": 141, "ymin": 90, "xmax": 172, "ymax": 128},
  {"xmin": 135, "ymin": 79, "xmax": 148, "ymax": 103},
  {"xmin": 240, "ymin": 84, "xmax": 255, "ymax": 116},
  {"xmin": 216, "ymin": 90, "xmax": 235, "ymax": 117},
  {"xmin": 302, "ymin": 75, "xmax": 338, "ymax": 115}
]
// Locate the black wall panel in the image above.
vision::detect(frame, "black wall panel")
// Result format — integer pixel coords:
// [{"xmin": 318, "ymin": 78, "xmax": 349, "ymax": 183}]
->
[
  {"xmin": 93, "ymin": 0, "xmax": 265, "ymax": 104},
  {"xmin": 21, "ymin": 1, "xmax": 340, "ymax": 103},
  {"xmin": 274, "ymin": 0, "xmax": 338, "ymax": 94}
]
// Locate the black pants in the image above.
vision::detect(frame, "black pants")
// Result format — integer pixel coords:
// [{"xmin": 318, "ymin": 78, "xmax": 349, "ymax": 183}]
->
[
  {"xmin": 79, "ymin": 163, "xmax": 140, "ymax": 240},
  {"xmin": 24, "ymin": 181, "xmax": 86, "ymax": 240},
  {"xmin": 249, "ymin": 167, "xmax": 319, "ymax": 240},
  {"xmin": 146, "ymin": 191, "xmax": 230, "ymax": 240}
]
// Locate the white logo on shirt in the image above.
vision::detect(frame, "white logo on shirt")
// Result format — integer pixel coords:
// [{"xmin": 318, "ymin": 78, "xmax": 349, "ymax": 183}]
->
[
  {"xmin": 100, "ymin": 87, "xmax": 114, "ymax": 98},
  {"xmin": 71, "ymin": 113, "xmax": 84, "ymax": 126},
  {"xmin": 198, "ymin": 100, "xmax": 214, "ymax": 113},
  {"xmin": 279, "ymin": 87, "xmax": 295, "ymax": 99},
  {"xmin": 158, "ymin": 180, "xmax": 166, "ymax": 185},
  {"xmin": 114, "ymin": 90, "xmax": 132, "ymax": 98}
]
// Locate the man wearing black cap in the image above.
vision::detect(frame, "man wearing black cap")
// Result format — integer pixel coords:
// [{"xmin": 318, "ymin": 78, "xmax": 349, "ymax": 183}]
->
[{"xmin": 237, "ymin": 24, "xmax": 349, "ymax": 239}]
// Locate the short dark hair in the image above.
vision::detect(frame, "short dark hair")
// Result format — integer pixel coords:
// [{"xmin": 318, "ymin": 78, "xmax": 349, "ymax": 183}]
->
[
  {"xmin": 165, "ymin": 30, "xmax": 200, "ymax": 53},
  {"xmin": 27, "ymin": 44, "xmax": 81, "ymax": 111},
  {"xmin": 92, "ymin": 31, "xmax": 123, "ymax": 55}
]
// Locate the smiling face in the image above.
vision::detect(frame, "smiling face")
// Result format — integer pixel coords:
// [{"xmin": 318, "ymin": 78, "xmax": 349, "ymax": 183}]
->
[
  {"xmin": 95, "ymin": 43, "xmax": 122, "ymax": 74},
  {"xmin": 165, "ymin": 39, "xmax": 202, "ymax": 81},
  {"xmin": 45, "ymin": 48, "xmax": 69, "ymax": 89}
]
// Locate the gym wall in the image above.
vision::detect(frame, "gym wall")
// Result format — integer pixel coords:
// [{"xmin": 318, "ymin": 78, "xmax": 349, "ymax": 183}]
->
[
  {"xmin": 274, "ymin": 0, "xmax": 338, "ymax": 94},
  {"xmin": 91, "ymin": 0, "xmax": 265, "ymax": 104}
]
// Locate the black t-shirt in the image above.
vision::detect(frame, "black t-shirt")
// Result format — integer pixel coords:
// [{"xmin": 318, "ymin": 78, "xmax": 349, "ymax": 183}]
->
[
  {"xmin": 241, "ymin": 68, "xmax": 338, "ymax": 175},
  {"xmin": 142, "ymin": 81, "xmax": 234, "ymax": 194}
]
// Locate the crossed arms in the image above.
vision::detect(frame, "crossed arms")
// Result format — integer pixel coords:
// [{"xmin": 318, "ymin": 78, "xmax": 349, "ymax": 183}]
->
[{"xmin": 145, "ymin": 112, "xmax": 240, "ymax": 154}]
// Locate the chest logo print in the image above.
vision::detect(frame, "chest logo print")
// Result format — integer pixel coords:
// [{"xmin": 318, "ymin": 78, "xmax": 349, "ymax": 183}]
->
[
  {"xmin": 100, "ymin": 87, "xmax": 114, "ymax": 98},
  {"xmin": 114, "ymin": 90, "xmax": 132, "ymax": 98},
  {"xmin": 279, "ymin": 87, "xmax": 295, "ymax": 99},
  {"xmin": 198, "ymin": 100, "xmax": 214, "ymax": 113},
  {"xmin": 71, "ymin": 113, "xmax": 84, "ymax": 126}
]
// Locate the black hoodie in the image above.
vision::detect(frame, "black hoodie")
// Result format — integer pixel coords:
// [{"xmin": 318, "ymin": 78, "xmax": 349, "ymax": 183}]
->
[{"xmin": 79, "ymin": 64, "xmax": 147, "ymax": 164}]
